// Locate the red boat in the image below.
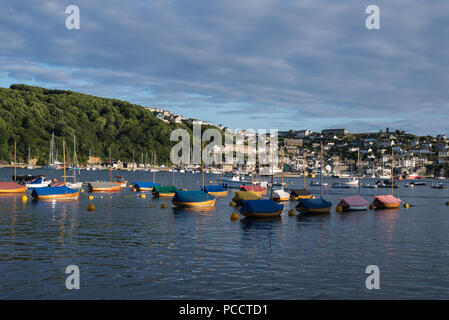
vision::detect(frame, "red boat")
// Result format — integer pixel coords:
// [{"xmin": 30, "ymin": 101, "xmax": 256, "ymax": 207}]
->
[{"xmin": 240, "ymin": 185, "xmax": 267, "ymax": 195}]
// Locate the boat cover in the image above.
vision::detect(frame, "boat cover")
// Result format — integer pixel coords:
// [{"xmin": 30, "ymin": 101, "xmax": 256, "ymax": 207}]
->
[
  {"xmin": 134, "ymin": 182, "xmax": 160, "ymax": 189},
  {"xmin": 88, "ymin": 182, "xmax": 118, "ymax": 188},
  {"xmin": 203, "ymin": 185, "xmax": 226, "ymax": 193},
  {"xmin": 152, "ymin": 185, "xmax": 180, "ymax": 194},
  {"xmin": 240, "ymin": 199, "xmax": 283, "ymax": 214},
  {"xmin": 29, "ymin": 177, "xmax": 45, "ymax": 185},
  {"xmin": 51, "ymin": 181, "xmax": 66, "ymax": 187},
  {"xmin": 297, "ymin": 198, "xmax": 332, "ymax": 209},
  {"xmin": 374, "ymin": 195, "xmax": 401, "ymax": 204},
  {"xmin": 240, "ymin": 185, "xmax": 266, "ymax": 192},
  {"xmin": 232, "ymin": 191, "xmax": 262, "ymax": 203},
  {"xmin": 32, "ymin": 186, "xmax": 77, "ymax": 197},
  {"xmin": 339, "ymin": 195, "xmax": 369, "ymax": 207},
  {"xmin": 173, "ymin": 190, "xmax": 215, "ymax": 203},
  {"xmin": 0, "ymin": 182, "xmax": 25, "ymax": 190},
  {"xmin": 290, "ymin": 189, "xmax": 312, "ymax": 197}
]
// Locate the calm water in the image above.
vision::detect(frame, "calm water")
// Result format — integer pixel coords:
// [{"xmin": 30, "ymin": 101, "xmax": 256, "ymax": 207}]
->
[{"xmin": 1, "ymin": 168, "xmax": 449, "ymax": 299}]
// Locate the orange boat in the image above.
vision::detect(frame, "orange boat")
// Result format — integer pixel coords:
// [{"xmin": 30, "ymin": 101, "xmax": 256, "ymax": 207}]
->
[
  {"xmin": 0, "ymin": 182, "xmax": 26, "ymax": 193},
  {"xmin": 31, "ymin": 186, "xmax": 79, "ymax": 200},
  {"xmin": 88, "ymin": 182, "xmax": 121, "ymax": 192},
  {"xmin": 372, "ymin": 195, "xmax": 401, "ymax": 209}
]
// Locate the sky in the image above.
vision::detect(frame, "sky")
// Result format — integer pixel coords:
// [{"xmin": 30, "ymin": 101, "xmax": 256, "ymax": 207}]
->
[{"xmin": 0, "ymin": 0, "xmax": 448, "ymax": 135}]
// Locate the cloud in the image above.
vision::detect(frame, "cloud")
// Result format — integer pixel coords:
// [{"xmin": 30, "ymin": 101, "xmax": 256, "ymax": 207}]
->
[{"xmin": 0, "ymin": 0, "xmax": 448, "ymax": 135}]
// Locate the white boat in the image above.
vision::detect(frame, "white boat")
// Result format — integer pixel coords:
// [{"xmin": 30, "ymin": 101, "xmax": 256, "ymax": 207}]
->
[
  {"xmin": 310, "ymin": 181, "xmax": 328, "ymax": 187},
  {"xmin": 218, "ymin": 174, "xmax": 251, "ymax": 188},
  {"xmin": 332, "ymin": 182, "xmax": 351, "ymax": 188},
  {"xmin": 66, "ymin": 181, "xmax": 83, "ymax": 189},
  {"xmin": 341, "ymin": 178, "xmax": 359, "ymax": 186},
  {"xmin": 361, "ymin": 183, "xmax": 377, "ymax": 189},
  {"xmin": 26, "ymin": 176, "xmax": 52, "ymax": 189},
  {"xmin": 272, "ymin": 189, "xmax": 290, "ymax": 202}
]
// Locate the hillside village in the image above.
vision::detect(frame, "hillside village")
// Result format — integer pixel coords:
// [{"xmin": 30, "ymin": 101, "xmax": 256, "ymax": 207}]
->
[{"xmin": 144, "ymin": 107, "xmax": 449, "ymax": 177}]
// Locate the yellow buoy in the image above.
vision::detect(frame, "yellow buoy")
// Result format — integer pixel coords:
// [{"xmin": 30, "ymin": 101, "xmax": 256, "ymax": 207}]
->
[
  {"xmin": 132, "ymin": 188, "xmax": 137, "ymax": 192},
  {"xmin": 229, "ymin": 201, "xmax": 236, "ymax": 207},
  {"xmin": 336, "ymin": 206, "xmax": 343, "ymax": 213},
  {"xmin": 404, "ymin": 203, "xmax": 410, "ymax": 208},
  {"xmin": 369, "ymin": 204, "xmax": 375, "ymax": 210},
  {"xmin": 230, "ymin": 212, "xmax": 239, "ymax": 220},
  {"xmin": 21, "ymin": 195, "xmax": 28, "ymax": 202},
  {"xmin": 311, "ymin": 196, "xmax": 316, "ymax": 199},
  {"xmin": 80, "ymin": 189, "xmax": 84, "ymax": 193},
  {"xmin": 128, "ymin": 185, "xmax": 133, "ymax": 188},
  {"xmin": 88, "ymin": 195, "xmax": 94, "ymax": 200},
  {"xmin": 87, "ymin": 204, "xmax": 95, "ymax": 211},
  {"xmin": 208, "ymin": 181, "xmax": 213, "ymax": 184},
  {"xmin": 161, "ymin": 203, "xmax": 168, "ymax": 209},
  {"xmin": 288, "ymin": 209, "xmax": 295, "ymax": 216},
  {"xmin": 140, "ymin": 194, "xmax": 146, "ymax": 199}
]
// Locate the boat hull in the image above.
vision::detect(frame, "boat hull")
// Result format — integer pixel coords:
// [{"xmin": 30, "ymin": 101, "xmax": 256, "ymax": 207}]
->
[
  {"xmin": 342, "ymin": 205, "xmax": 369, "ymax": 211},
  {"xmin": 33, "ymin": 192, "xmax": 79, "ymax": 200},
  {"xmin": 155, "ymin": 193, "xmax": 176, "ymax": 198},
  {"xmin": 0, "ymin": 187, "xmax": 27, "ymax": 193},
  {"xmin": 296, "ymin": 206, "xmax": 331, "ymax": 214},
  {"xmin": 373, "ymin": 202, "xmax": 401, "ymax": 209},
  {"xmin": 291, "ymin": 195, "xmax": 313, "ymax": 200},
  {"xmin": 240, "ymin": 210, "xmax": 282, "ymax": 218},
  {"xmin": 172, "ymin": 199, "xmax": 216, "ymax": 208},
  {"xmin": 206, "ymin": 191, "xmax": 228, "ymax": 196},
  {"xmin": 273, "ymin": 196, "xmax": 290, "ymax": 202}
]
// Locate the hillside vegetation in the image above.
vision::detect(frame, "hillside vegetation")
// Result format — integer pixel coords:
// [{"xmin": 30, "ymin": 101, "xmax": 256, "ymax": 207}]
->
[{"xmin": 0, "ymin": 84, "xmax": 191, "ymax": 165}]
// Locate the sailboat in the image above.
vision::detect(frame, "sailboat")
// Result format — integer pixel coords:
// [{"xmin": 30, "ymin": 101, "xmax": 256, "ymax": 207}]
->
[
  {"xmin": 66, "ymin": 135, "xmax": 82, "ymax": 189},
  {"xmin": 87, "ymin": 148, "xmax": 121, "ymax": 192},
  {"xmin": 290, "ymin": 151, "xmax": 313, "ymax": 200},
  {"xmin": 296, "ymin": 142, "xmax": 332, "ymax": 214},
  {"xmin": 42, "ymin": 132, "xmax": 60, "ymax": 169},
  {"xmin": 337, "ymin": 149, "xmax": 369, "ymax": 211},
  {"xmin": 272, "ymin": 153, "xmax": 290, "ymax": 202},
  {"xmin": 0, "ymin": 141, "xmax": 27, "ymax": 194},
  {"xmin": 32, "ymin": 139, "xmax": 79, "ymax": 200},
  {"xmin": 26, "ymin": 146, "xmax": 34, "ymax": 169},
  {"xmin": 372, "ymin": 148, "xmax": 401, "ymax": 209}
]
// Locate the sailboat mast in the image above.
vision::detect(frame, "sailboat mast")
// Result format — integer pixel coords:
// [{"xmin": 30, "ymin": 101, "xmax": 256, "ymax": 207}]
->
[
  {"xmin": 391, "ymin": 148, "xmax": 394, "ymax": 196},
  {"xmin": 63, "ymin": 139, "xmax": 66, "ymax": 184},
  {"xmin": 303, "ymin": 151, "xmax": 306, "ymax": 189},
  {"xmin": 14, "ymin": 140, "xmax": 16, "ymax": 181},
  {"xmin": 320, "ymin": 142, "xmax": 323, "ymax": 198},
  {"xmin": 109, "ymin": 147, "xmax": 112, "ymax": 182},
  {"xmin": 358, "ymin": 148, "xmax": 360, "ymax": 195}
]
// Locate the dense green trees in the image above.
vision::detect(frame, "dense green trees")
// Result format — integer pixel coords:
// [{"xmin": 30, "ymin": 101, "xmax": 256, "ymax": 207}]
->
[{"xmin": 0, "ymin": 84, "xmax": 191, "ymax": 165}]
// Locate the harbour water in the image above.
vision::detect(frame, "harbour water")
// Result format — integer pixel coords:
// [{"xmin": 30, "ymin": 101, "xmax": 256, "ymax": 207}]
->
[{"xmin": 1, "ymin": 168, "xmax": 449, "ymax": 299}]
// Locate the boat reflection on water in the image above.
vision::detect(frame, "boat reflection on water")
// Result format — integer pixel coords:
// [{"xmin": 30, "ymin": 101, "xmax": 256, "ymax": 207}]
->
[{"xmin": 172, "ymin": 206, "xmax": 216, "ymax": 213}]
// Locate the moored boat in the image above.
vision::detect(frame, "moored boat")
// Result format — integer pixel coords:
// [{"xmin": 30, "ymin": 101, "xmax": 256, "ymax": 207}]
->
[
  {"xmin": 152, "ymin": 185, "xmax": 180, "ymax": 197},
  {"xmin": 290, "ymin": 189, "xmax": 313, "ymax": 200},
  {"xmin": 239, "ymin": 199, "xmax": 283, "ymax": 218},
  {"xmin": 272, "ymin": 189, "xmax": 290, "ymax": 202},
  {"xmin": 337, "ymin": 195, "xmax": 369, "ymax": 211},
  {"xmin": 232, "ymin": 191, "xmax": 262, "ymax": 205},
  {"xmin": 25, "ymin": 176, "xmax": 52, "ymax": 189},
  {"xmin": 372, "ymin": 195, "xmax": 401, "ymax": 209},
  {"xmin": 31, "ymin": 186, "xmax": 79, "ymax": 200},
  {"xmin": 134, "ymin": 182, "xmax": 160, "ymax": 191},
  {"xmin": 0, "ymin": 182, "xmax": 27, "ymax": 193},
  {"xmin": 202, "ymin": 184, "xmax": 228, "ymax": 196},
  {"xmin": 240, "ymin": 185, "xmax": 267, "ymax": 195},
  {"xmin": 172, "ymin": 190, "xmax": 216, "ymax": 207},
  {"xmin": 87, "ymin": 182, "xmax": 121, "ymax": 192},
  {"xmin": 296, "ymin": 198, "xmax": 332, "ymax": 214}
]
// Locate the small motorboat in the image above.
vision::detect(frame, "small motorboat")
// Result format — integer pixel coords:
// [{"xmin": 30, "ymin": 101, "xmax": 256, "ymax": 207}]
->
[
  {"xmin": 431, "ymin": 183, "xmax": 446, "ymax": 189},
  {"xmin": 87, "ymin": 182, "xmax": 121, "ymax": 192},
  {"xmin": 172, "ymin": 190, "xmax": 216, "ymax": 208},
  {"xmin": 290, "ymin": 189, "xmax": 313, "ymax": 200},
  {"xmin": 272, "ymin": 189, "xmax": 290, "ymax": 202},
  {"xmin": 376, "ymin": 180, "xmax": 400, "ymax": 188},
  {"xmin": 296, "ymin": 198, "xmax": 332, "ymax": 214},
  {"xmin": 337, "ymin": 195, "xmax": 369, "ymax": 211},
  {"xmin": 332, "ymin": 182, "xmax": 351, "ymax": 188},
  {"xmin": 239, "ymin": 199, "xmax": 283, "ymax": 218},
  {"xmin": 232, "ymin": 191, "xmax": 262, "ymax": 205},
  {"xmin": 31, "ymin": 186, "xmax": 79, "ymax": 200},
  {"xmin": 152, "ymin": 185, "xmax": 180, "ymax": 198},
  {"xmin": 0, "ymin": 182, "xmax": 27, "ymax": 193},
  {"xmin": 361, "ymin": 183, "xmax": 378, "ymax": 189},
  {"xmin": 310, "ymin": 181, "xmax": 328, "ymax": 187},
  {"xmin": 372, "ymin": 195, "xmax": 401, "ymax": 209},
  {"xmin": 113, "ymin": 176, "xmax": 128, "ymax": 187},
  {"xmin": 202, "ymin": 184, "xmax": 228, "ymax": 196},
  {"xmin": 134, "ymin": 182, "xmax": 160, "ymax": 191},
  {"xmin": 413, "ymin": 181, "xmax": 427, "ymax": 186},
  {"xmin": 25, "ymin": 176, "xmax": 52, "ymax": 189}
]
